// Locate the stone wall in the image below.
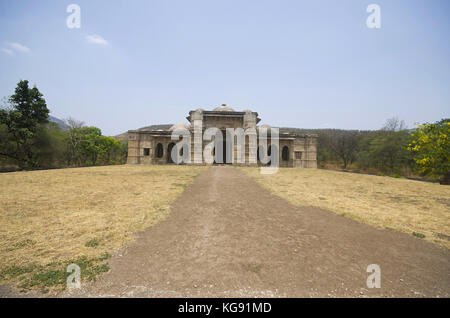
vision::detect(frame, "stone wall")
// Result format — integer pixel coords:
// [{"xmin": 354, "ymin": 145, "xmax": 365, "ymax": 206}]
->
[
  {"xmin": 127, "ymin": 109, "xmax": 317, "ymax": 168},
  {"xmin": 293, "ymin": 136, "xmax": 318, "ymax": 168}
]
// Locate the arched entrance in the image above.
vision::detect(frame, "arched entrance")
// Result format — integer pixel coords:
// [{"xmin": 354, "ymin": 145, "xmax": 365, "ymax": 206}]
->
[
  {"xmin": 156, "ymin": 143, "xmax": 164, "ymax": 158},
  {"xmin": 282, "ymin": 146, "xmax": 289, "ymax": 161},
  {"xmin": 167, "ymin": 143, "xmax": 175, "ymax": 163},
  {"xmin": 213, "ymin": 132, "xmax": 228, "ymax": 164}
]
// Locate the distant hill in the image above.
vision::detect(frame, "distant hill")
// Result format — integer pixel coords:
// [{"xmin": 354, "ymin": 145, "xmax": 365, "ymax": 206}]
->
[
  {"xmin": 113, "ymin": 132, "xmax": 129, "ymax": 141},
  {"xmin": 49, "ymin": 115, "xmax": 69, "ymax": 130}
]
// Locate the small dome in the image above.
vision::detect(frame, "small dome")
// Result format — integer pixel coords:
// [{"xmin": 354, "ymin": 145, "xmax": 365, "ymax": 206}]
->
[
  {"xmin": 195, "ymin": 108, "xmax": 205, "ymax": 112},
  {"xmin": 213, "ymin": 104, "xmax": 235, "ymax": 112},
  {"xmin": 169, "ymin": 123, "xmax": 190, "ymax": 131},
  {"xmin": 258, "ymin": 124, "xmax": 272, "ymax": 129},
  {"xmin": 243, "ymin": 109, "xmax": 252, "ymax": 113}
]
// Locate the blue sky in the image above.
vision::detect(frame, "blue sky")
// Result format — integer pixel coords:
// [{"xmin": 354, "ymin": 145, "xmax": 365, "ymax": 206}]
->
[{"xmin": 0, "ymin": 0, "xmax": 449, "ymax": 135}]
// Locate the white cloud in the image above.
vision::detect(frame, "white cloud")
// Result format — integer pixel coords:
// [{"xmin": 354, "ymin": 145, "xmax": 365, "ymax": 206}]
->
[
  {"xmin": 1, "ymin": 48, "xmax": 14, "ymax": 56},
  {"xmin": 85, "ymin": 34, "xmax": 109, "ymax": 46},
  {"xmin": 8, "ymin": 42, "xmax": 30, "ymax": 53}
]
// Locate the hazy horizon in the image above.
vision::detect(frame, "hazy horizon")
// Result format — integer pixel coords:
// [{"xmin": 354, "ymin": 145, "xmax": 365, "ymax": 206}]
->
[{"xmin": 1, "ymin": 0, "xmax": 449, "ymax": 136}]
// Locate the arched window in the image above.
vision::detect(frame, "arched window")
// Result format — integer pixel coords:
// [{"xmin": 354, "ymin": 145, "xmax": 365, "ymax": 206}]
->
[
  {"xmin": 267, "ymin": 145, "xmax": 278, "ymax": 165},
  {"xmin": 267, "ymin": 145, "xmax": 272, "ymax": 164},
  {"xmin": 167, "ymin": 143, "xmax": 175, "ymax": 163},
  {"xmin": 257, "ymin": 145, "xmax": 267, "ymax": 163},
  {"xmin": 257, "ymin": 145, "xmax": 273, "ymax": 164},
  {"xmin": 156, "ymin": 143, "xmax": 164, "ymax": 158},
  {"xmin": 282, "ymin": 146, "xmax": 289, "ymax": 161}
]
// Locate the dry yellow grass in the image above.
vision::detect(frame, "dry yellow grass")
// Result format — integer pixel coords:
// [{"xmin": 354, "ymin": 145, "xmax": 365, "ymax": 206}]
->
[
  {"xmin": 239, "ymin": 167, "xmax": 450, "ymax": 248},
  {"xmin": 0, "ymin": 165, "xmax": 207, "ymax": 272}
]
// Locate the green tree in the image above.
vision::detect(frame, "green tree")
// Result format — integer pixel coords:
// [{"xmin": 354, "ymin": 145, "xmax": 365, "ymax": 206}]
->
[
  {"xmin": 77, "ymin": 127, "xmax": 103, "ymax": 166},
  {"xmin": 32, "ymin": 122, "xmax": 68, "ymax": 168},
  {"xmin": 119, "ymin": 140, "xmax": 128, "ymax": 164},
  {"xmin": 408, "ymin": 119, "xmax": 450, "ymax": 184},
  {"xmin": 98, "ymin": 136, "xmax": 122, "ymax": 165},
  {"xmin": 366, "ymin": 130, "xmax": 412, "ymax": 173},
  {"xmin": 0, "ymin": 80, "xmax": 50, "ymax": 168},
  {"xmin": 355, "ymin": 118, "xmax": 414, "ymax": 175},
  {"xmin": 64, "ymin": 118, "xmax": 85, "ymax": 166},
  {"xmin": 63, "ymin": 120, "xmax": 127, "ymax": 167}
]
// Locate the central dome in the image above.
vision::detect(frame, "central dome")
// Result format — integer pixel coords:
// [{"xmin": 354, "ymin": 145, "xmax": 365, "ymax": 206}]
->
[
  {"xmin": 213, "ymin": 104, "xmax": 235, "ymax": 112},
  {"xmin": 169, "ymin": 123, "xmax": 190, "ymax": 131}
]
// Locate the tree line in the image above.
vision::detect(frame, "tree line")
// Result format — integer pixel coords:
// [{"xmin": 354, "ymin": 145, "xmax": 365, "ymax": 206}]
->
[
  {"xmin": 0, "ymin": 80, "xmax": 127, "ymax": 171},
  {"xmin": 313, "ymin": 117, "xmax": 449, "ymax": 184},
  {"xmin": 1, "ymin": 80, "xmax": 448, "ymax": 184}
]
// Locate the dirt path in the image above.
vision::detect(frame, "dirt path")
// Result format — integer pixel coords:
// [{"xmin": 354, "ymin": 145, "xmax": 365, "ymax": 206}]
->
[{"xmin": 61, "ymin": 166, "xmax": 449, "ymax": 297}]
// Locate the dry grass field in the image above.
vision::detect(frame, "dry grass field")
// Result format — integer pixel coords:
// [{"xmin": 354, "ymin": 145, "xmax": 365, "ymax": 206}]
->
[
  {"xmin": 239, "ymin": 167, "xmax": 450, "ymax": 249},
  {"xmin": 0, "ymin": 165, "xmax": 207, "ymax": 291}
]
